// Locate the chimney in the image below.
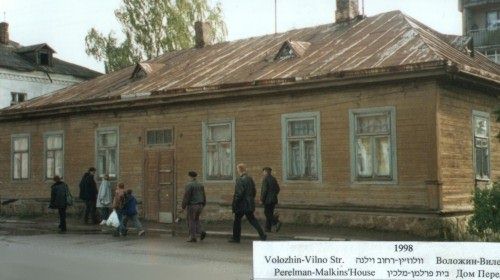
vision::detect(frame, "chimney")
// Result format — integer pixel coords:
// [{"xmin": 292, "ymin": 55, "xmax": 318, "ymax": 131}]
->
[
  {"xmin": 0, "ymin": 22, "xmax": 9, "ymax": 45},
  {"xmin": 194, "ymin": 21, "xmax": 213, "ymax": 48},
  {"xmin": 335, "ymin": 0, "xmax": 360, "ymax": 23}
]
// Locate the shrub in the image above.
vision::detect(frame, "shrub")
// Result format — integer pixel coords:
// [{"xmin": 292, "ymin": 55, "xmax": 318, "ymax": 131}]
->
[{"xmin": 468, "ymin": 182, "xmax": 500, "ymax": 237}]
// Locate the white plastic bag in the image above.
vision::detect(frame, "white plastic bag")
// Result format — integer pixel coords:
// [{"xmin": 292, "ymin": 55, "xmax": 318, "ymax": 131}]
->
[{"xmin": 106, "ymin": 210, "xmax": 120, "ymax": 228}]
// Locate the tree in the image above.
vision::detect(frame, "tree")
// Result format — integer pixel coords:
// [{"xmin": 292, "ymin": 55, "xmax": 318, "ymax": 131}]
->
[{"xmin": 85, "ymin": 0, "xmax": 227, "ymax": 73}]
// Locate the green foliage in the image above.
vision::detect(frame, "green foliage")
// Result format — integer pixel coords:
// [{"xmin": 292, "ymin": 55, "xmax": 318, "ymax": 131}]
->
[
  {"xmin": 85, "ymin": 0, "xmax": 227, "ymax": 73},
  {"xmin": 85, "ymin": 29, "xmax": 141, "ymax": 73},
  {"xmin": 468, "ymin": 182, "xmax": 500, "ymax": 237}
]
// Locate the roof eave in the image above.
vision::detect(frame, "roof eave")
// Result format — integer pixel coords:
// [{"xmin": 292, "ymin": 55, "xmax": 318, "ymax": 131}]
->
[{"xmin": 0, "ymin": 64, "xmax": 454, "ymax": 122}]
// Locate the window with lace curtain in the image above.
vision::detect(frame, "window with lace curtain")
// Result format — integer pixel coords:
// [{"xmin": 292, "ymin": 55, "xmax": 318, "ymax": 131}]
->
[
  {"xmin": 473, "ymin": 111, "xmax": 490, "ymax": 181},
  {"xmin": 96, "ymin": 128, "xmax": 118, "ymax": 180},
  {"xmin": 203, "ymin": 121, "xmax": 234, "ymax": 181},
  {"xmin": 11, "ymin": 134, "xmax": 30, "ymax": 180},
  {"xmin": 349, "ymin": 107, "xmax": 397, "ymax": 183},
  {"xmin": 282, "ymin": 112, "xmax": 321, "ymax": 181},
  {"xmin": 44, "ymin": 132, "xmax": 64, "ymax": 179}
]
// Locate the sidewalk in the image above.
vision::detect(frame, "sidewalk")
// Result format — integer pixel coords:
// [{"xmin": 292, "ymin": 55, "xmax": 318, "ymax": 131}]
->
[{"xmin": 0, "ymin": 215, "xmax": 432, "ymax": 241}]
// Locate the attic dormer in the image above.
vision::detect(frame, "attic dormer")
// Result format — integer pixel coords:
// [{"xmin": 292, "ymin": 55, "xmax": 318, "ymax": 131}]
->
[
  {"xmin": 275, "ymin": 40, "xmax": 311, "ymax": 61},
  {"xmin": 16, "ymin": 43, "xmax": 55, "ymax": 67},
  {"xmin": 131, "ymin": 62, "xmax": 164, "ymax": 80}
]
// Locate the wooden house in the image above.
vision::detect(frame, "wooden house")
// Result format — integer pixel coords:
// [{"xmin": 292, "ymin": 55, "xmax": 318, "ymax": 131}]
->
[{"xmin": 0, "ymin": 0, "xmax": 498, "ymax": 237}]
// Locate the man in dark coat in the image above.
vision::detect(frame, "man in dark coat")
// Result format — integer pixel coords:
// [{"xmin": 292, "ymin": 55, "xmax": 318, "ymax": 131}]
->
[
  {"xmin": 261, "ymin": 167, "xmax": 282, "ymax": 232},
  {"xmin": 229, "ymin": 163, "xmax": 266, "ymax": 243},
  {"xmin": 181, "ymin": 171, "xmax": 207, "ymax": 242},
  {"xmin": 79, "ymin": 167, "xmax": 98, "ymax": 224},
  {"xmin": 50, "ymin": 175, "xmax": 69, "ymax": 233}
]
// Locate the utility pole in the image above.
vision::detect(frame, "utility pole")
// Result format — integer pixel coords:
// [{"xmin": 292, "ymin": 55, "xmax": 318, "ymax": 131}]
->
[{"xmin": 274, "ymin": 0, "xmax": 277, "ymax": 33}]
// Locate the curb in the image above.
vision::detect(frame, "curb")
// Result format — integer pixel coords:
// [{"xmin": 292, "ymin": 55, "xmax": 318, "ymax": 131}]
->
[
  {"xmin": 0, "ymin": 219, "xmax": 36, "ymax": 224},
  {"xmin": 1, "ymin": 220, "xmax": 353, "ymax": 241}
]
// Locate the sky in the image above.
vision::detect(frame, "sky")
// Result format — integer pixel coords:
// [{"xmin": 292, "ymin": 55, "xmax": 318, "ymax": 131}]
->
[{"xmin": 0, "ymin": 0, "xmax": 463, "ymax": 73}]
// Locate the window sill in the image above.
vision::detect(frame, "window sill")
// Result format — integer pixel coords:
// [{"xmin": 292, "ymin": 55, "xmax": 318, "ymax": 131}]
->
[
  {"xmin": 10, "ymin": 179, "xmax": 32, "ymax": 184},
  {"xmin": 283, "ymin": 179, "xmax": 322, "ymax": 184},
  {"xmin": 350, "ymin": 180, "xmax": 398, "ymax": 186},
  {"xmin": 475, "ymin": 178, "xmax": 490, "ymax": 182},
  {"xmin": 204, "ymin": 179, "xmax": 234, "ymax": 184}
]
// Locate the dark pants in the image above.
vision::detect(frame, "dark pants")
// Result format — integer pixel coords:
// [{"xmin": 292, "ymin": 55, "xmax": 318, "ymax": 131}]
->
[
  {"xmin": 187, "ymin": 204, "xmax": 204, "ymax": 239},
  {"xmin": 116, "ymin": 209, "xmax": 125, "ymax": 236},
  {"xmin": 58, "ymin": 207, "xmax": 67, "ymax": 231},
  {"xmin": 122, "ymin": 214, "xmax": 144, "ymax": 232},
  {"xmin": 98, "ymin": 207, "xmax": 111, "ymax": 220},
  {"xmin": 232, "ymin": 211, "xmax": 265, "ymax": 241},
  {"xmin": 84, "ymin": 200, "xmax": 98, "ymax": 223},
  {"xmin": 264, "ymin": 204, "xmax": 279, "ymax": 231}
]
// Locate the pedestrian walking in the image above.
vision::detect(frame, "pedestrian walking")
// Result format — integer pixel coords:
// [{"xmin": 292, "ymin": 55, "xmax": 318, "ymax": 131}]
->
[
  {"xmin": 121, "ymin": 190, "xmax": 145, "ymax": 236},
  {"xmin": 181, "ymin": 171, "xmax": 206, "ymax": 242},
  {"xmin": 112, "ymin": 182, "xmax": 126, "ymax": 236},
  {"xmin": 97, "ymin": 174, "xmax": 112, "ymax": 224},
  {"xmin": 49, "ymin": 175, "xmax": 70, "ymax": 233},
  {"xmin": 79, "ymin": 167, "xmax": 98, "ymax": 224},
  {"xmin": 229, "ymin": 163, "xmax": 267, "ymax": 243},
  {"xmin": 261, "ymin": 167, "xmax": 282, "ymax": 233}
]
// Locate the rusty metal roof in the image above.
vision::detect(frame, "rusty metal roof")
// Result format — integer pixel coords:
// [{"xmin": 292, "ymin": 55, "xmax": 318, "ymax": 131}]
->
[{"xmin": 3, "ymin": 10, "xmax": 499, "ymax": 114}]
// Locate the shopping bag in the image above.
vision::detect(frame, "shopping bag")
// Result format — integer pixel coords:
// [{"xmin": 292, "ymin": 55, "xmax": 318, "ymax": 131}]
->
[
  {"xmin": 66, "ymin": 188, "xmax": 74, "ymax": 206},
  {"xmin": 106, "ymin": 210, "xmax": 120, "ymax": 228}
]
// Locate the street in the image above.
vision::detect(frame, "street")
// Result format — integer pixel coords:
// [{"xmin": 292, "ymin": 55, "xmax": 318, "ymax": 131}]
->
[{"xmin": 0, "ymin": 231, "xmax": 253, "ymax": 280}]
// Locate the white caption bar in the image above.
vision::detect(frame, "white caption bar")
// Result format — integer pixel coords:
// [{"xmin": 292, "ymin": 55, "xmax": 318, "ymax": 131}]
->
[{"xmin": 253, "ymin": 241, "xmax": 500, "ymax": 280}]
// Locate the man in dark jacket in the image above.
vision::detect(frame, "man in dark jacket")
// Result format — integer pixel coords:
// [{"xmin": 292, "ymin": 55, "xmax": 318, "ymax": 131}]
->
[
  {"xmin": 229, "ymin": 163, "xmax": 266, "ymax": 243},
  {"xmin": 181, "ymin": 171, "xmax": 207, "ymax": 242},
  {"xmin": 79, "ymin": 167, "xmax": 98, "ymax": 224},
  {"xmin": 50, "ymin": 175, "xmax": 69, "ymax": 233},
  {"xmin": 261, "ymin": 167, "xmax": 282, "ymax": 232}
]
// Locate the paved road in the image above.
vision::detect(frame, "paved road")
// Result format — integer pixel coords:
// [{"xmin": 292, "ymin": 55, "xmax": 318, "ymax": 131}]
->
[{"xmin": 0, "ymin": 232, "xmax": 253, "ymax": 280}]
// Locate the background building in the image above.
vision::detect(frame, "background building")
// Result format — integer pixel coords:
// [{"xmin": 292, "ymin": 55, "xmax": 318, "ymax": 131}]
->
[
  {"xmin": 0, "ymin": 22, "xmax": 100, "ymax": 109},
  {"xmin": 459, "ymin": 0, "xmax": 500, "ymax": 63}
]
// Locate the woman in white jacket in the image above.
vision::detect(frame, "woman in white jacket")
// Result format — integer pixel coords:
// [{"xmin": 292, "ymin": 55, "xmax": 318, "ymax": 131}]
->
[{"xmin": 97, "ymin": 174, "xmax": 112, "ymax": 223}]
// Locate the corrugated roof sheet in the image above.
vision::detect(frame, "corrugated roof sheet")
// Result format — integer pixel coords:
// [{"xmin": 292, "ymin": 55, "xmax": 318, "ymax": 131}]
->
[{"xmin": 3, "ymin": 10, "xmax": 499, "ymax": 114}]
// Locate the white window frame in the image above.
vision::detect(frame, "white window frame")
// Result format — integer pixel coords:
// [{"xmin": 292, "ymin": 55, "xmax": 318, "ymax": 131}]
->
[
  {"xmin": 349, "ymin": 107, "xmax": 397, "ymax": 184},
  {"xmin": 485, "ymin": 49, "xmax": 500, "ymax": 64},
  {"xmin": 11, "ymin": 92, "xmax": 27, "ymax": 106},
  {"xmin": 486, "ymin": 10, "xmax": 500, "ymax": 30},
  {"xmin": 95, "ymin": 127, "xmax": 119, "ymax": 180},
  {"xmin": 11, "ymin": 134, "xmax": 31, "ymax": 181},
  {"xmin": 281, "ymin": 112, "xmax": 322, "ymax": 182},
  {"xmin": 202, "ymin": 119, "xmax": 235, "ymax": 182},
  {"xmin": 44, "ymin": 131, "xmax": 64, "ymax": 180},
  {"xmin": 472, "ymin": 110, "xmax": 491, "ymax": 181}
]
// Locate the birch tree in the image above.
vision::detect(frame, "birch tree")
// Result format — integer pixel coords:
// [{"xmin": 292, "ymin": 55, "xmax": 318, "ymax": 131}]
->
[{"xmin": 85, "ymin": 0, "xmax": 227, "ymax": 73}]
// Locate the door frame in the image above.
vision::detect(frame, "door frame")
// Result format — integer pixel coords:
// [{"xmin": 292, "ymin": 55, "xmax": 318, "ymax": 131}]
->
[{"xmin": 142, "ymin": 148, "xmax": 176, "ymax": 222}]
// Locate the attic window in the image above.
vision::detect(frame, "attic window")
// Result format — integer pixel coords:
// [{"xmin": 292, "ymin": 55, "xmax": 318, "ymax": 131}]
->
[
  {"xmin": 38, "ymin": 51, "xmax": 51, "ymax": 66},
  {"xmin": 277, "ymin": 44, "xmax": 295, "ymax": 60},
  {"xmin": 275, "ymin": 40, "xmax": 311, "ymax": 61},
  {"xmin": 11, "ymin": 92, "xmax": 27, "ymax": 106},
  {"xmin": 132, "ymin": 68, "xmax": 147, "ymax": 80},
  {"xmin": 131, "ymin": 62, "xmax": 163, "ymax": 80}
]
